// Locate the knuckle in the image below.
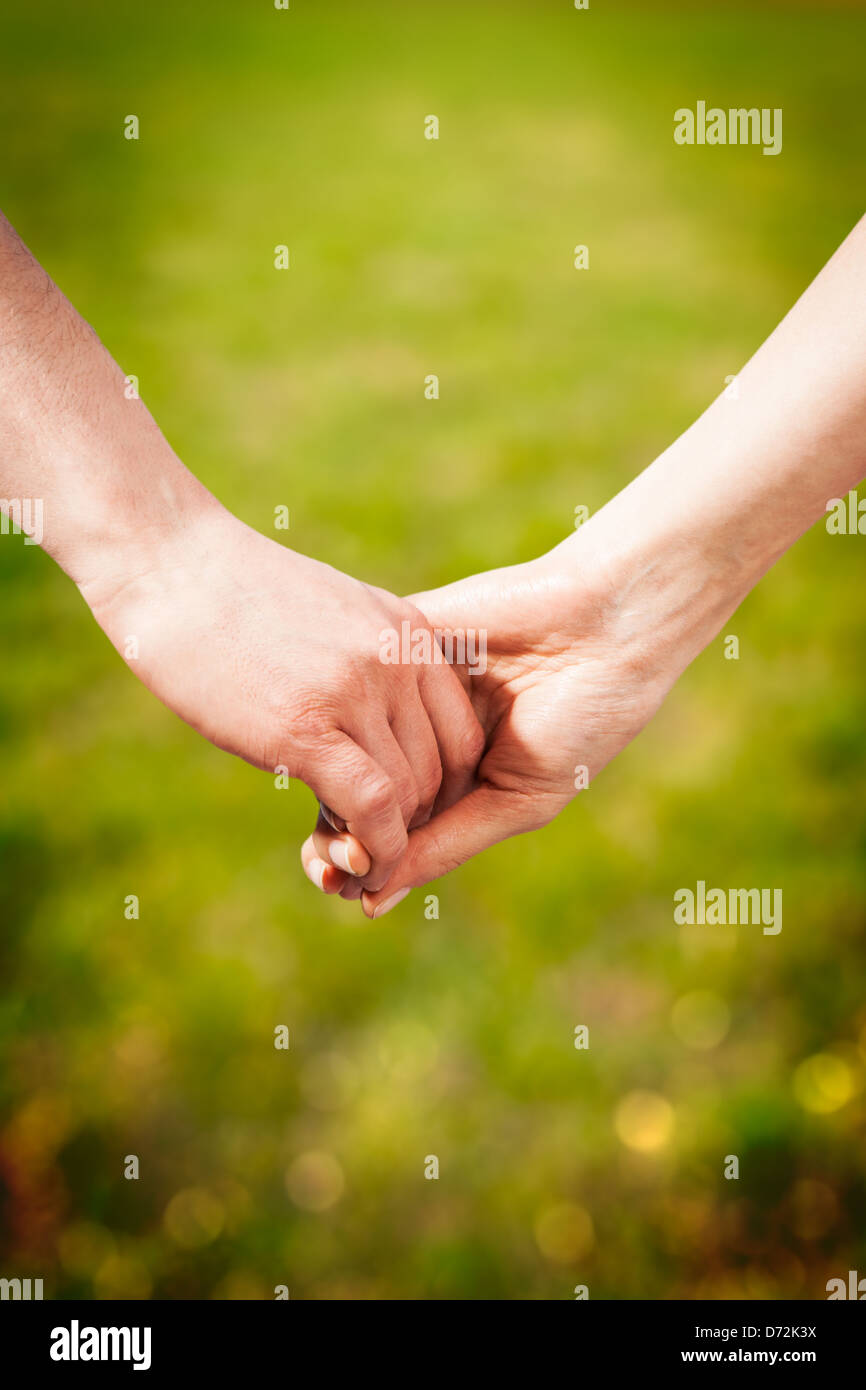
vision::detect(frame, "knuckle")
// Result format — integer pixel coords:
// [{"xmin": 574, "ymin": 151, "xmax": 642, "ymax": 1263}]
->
[
  {"xmin": 358, "ymin": 773, "xmax": 397, "ymax": 822},
  {"xmin": 513, "ymin": 792, "xmax": 560, "ymax": 835},
  {"xmin": 266, "ymin": 702, "xmax": 334, "ymax": 775},
  {"xmin": 397, "ymin": 776, "xmax": 420, "ymax": 825},
  {"xmin": 374, "ymin": 821, "xmax": 409, "ymax": 865},
  {"xmin": 457, "ymin": 722, "xmax": 486, "ymax": 770},
  {"xmin": 420, "ymin": 758, "xmax": 443, "ymax": 807}
]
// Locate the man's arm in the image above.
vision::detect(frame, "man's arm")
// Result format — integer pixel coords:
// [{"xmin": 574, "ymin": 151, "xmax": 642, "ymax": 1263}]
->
[
  {"xmin": 0, "ymin": 208, "xmax": 485, "ymax": 889},
  {"xmin": 0, "ymin": 208, "xmax": 216, "ymax": 587}
]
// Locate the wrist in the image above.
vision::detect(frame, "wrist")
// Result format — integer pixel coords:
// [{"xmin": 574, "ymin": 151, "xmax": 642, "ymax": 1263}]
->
[
  {"xmin": 73, "ymin": 441, "xmax": 227, "ymax": 617},
  {"xmin": 542, "ymin": 454, "xmax": 764, "ymax": 694}
]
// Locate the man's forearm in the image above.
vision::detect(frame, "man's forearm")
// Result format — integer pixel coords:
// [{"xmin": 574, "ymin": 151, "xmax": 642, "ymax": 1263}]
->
[
  {"xmin": 0, "ymin": 209, "xmax": 218, "ymax": 593},
  {"xmin": 551, "ymin": 214, "xmax": 866, "ymax": 683}
]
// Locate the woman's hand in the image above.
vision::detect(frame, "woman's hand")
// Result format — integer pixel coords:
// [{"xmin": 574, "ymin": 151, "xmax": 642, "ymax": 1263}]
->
[
  {"xmin": 301, "ymin": 541, "xmax": 676, "ymax": 913},
  {"xmin": 82, "ymin": 507, "xmax": 484, "ymax": 892},
  {"xmin": 305, "ymin": 214, "xmax": 866, "ymax": 912}
]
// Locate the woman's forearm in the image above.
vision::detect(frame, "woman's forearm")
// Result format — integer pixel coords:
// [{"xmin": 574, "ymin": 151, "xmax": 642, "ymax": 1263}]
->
[{"xmin": 550, "ymin": 214, "xmax": 866, "ymax": 683}]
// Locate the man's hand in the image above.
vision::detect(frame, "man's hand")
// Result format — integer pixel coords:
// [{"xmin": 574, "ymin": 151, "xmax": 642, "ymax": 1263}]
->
[
  {"xmin": 82, "ymin": 507, "xmax": 484, "ymax": 892},
  {"xmin": 0, "ymin": 209, "xmax": 485, "ymax": 889}
]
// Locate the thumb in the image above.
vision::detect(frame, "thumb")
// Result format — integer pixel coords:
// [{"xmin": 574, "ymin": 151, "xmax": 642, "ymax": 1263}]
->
[
  {"xmin": 360, "ymin": 783, "xmax": 537, "ymax": 918},
  {"xmin": 406, "ymin": 582, "xmax": 473, "ymax": 640}
]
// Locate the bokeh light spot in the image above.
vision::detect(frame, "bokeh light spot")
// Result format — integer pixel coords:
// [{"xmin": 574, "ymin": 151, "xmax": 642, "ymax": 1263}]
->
[
  {"xmin": 615, "ymin": 1090, "xmax": 675, "ymax": 1152},
  {"xmin": 163, "ymin": 1188, "xmax": 225, "ymax": 1248},
  {"xmin": 93, "ymin": 1254, "xmax": 152, "ymax": 1300},
  {"xmin": 793, "ymin": 1053, "xmax": 853, "ymax": 1114},
  {"xmin": 534, "ymin": 1202, "xmax": 595, "ymax": 1263},
  {"xmin": 285, "ymin": 1150, "xmax": 345, "ymax": 1212},
  {"xmin": 671, "ymin": 990, "xmax": 730, "ymax": 1050}
]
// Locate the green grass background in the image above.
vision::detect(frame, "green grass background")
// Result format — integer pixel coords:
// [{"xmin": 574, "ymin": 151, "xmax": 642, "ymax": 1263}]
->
[{"xmin": 1, "ymin": 0, "xmax": 865, "ymax": 1299}]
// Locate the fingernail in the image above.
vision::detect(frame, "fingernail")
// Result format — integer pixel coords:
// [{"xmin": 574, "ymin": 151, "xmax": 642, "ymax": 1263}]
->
[
  {"xmin": 329, "ymin": 840, "xmax": 362, "ymax": 876},
  {"xmin": 320, "ymin": 803, "xmax": 347, "ymax": 833},
  {"xmin": 309, "ymin": 858, "xmax": 327, "ymax": 890},
  {"xmin": 371, "ymin": 887, "xmax": 410, "ymax": 919}
]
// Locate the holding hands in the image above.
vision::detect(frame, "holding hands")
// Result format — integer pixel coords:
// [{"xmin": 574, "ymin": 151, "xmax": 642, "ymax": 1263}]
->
[
  {"xmin": 303, "ymin": 546, "xmax": 670, "ymax": 914},
  {"xmin": 304, "ymin": 210, "xmax": 866, "ymax": 911},
  {"xmin": 3, "ymin": 207, "xmax": 866, "ymax": 915}
]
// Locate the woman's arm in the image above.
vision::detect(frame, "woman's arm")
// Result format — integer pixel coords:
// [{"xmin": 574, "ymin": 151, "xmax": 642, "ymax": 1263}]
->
[
  {"xmin": 554, "ymin": 211, "xmax": 866, "ymax": 688},
  {"xmin": 303, "ymin": 213, "xmax": 866, "ymax": 912}
]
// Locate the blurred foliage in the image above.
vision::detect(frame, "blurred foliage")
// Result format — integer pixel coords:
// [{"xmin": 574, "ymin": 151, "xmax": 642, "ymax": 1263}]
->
[{"xmin": 1, "ymin": 0, "xmax": 865, "ymax": 1300}]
